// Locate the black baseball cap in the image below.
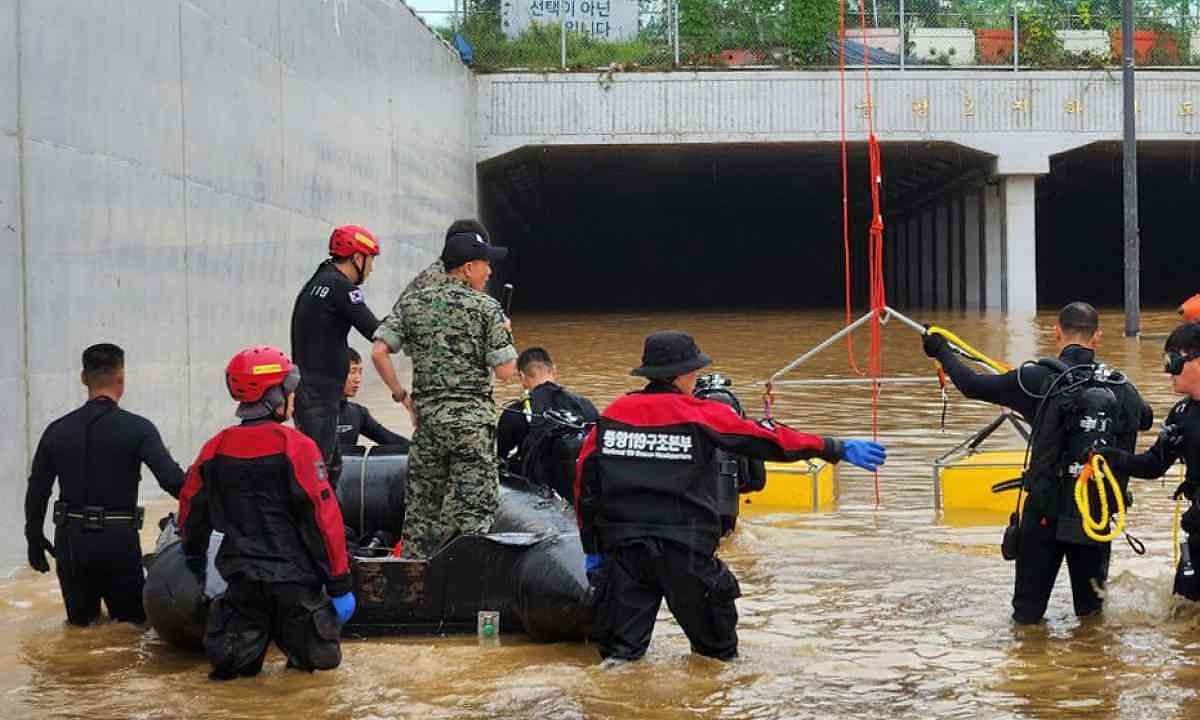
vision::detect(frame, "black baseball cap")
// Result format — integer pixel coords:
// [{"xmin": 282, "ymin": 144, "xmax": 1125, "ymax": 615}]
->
[{"xmin": 442, "ymin": 231, "xmax": 508, "ymax": 270}]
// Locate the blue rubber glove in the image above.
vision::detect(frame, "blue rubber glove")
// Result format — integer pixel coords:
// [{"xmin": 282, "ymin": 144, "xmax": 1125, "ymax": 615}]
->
[
  {"xmin": 331, "ymin": 592, "xmax": 357, "ymax": 625},
  {"xmin": 585, "ymin": 554, "xmax": 604, "ymax": 580},
  {"xmin": 842, "ymin": 440, "xmax": 887, "ymax": 472}
]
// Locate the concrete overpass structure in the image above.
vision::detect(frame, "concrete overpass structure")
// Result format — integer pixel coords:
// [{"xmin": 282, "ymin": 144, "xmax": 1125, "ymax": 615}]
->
[{"xmin": 477, "ymin": 70, "xmax": 1200, "ymax": 314}]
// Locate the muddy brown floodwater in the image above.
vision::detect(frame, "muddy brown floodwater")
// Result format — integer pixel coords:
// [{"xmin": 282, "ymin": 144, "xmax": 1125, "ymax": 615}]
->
[{"xmin": 3, "ymin": 308, "xmax": 1199, "ymax": 719}]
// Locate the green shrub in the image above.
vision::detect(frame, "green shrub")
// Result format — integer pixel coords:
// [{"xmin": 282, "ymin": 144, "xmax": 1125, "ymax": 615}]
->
[{"xmin": 787, "ymin": 0, "xmax": 836, "ymax": 64}]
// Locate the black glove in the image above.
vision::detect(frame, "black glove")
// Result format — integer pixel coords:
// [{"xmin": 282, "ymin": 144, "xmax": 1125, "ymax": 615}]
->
[
  {"xmin": 27, "ymin": 535, "xmax": 54, "ymax": 574},
  {"xmin": 922, "ymin": 330, "xmax": 950, "ymax": 359},
  {"xmin": 1098, "ymin": 447, "xmax": 1131, "ymax": 474},
  {"xmin": 1183, "ymin": 503, "xmax": 1200, "ymax": 535},
  {"xmin": 1175, "ymin": 481, "xmax": 1197, "ymax": 502}
]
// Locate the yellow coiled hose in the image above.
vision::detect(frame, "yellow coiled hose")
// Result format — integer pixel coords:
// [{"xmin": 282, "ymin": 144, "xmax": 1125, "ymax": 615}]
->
[
  {"xmin": 925, "ymin": 325, "xmax": 1012, "ymax": 374},
  {"xmin": 1073, "ymin": 454, "xmax": 1126, "ymax": 543}
]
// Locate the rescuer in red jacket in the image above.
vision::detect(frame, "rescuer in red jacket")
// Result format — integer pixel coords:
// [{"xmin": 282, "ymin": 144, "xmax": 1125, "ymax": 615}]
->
[
  {"xmin": 576, "ymin": 331, "xmax": 887, "ymax": 661},
  {"xmin": 179, "ymin": 346, "xmax": 356, "ymax": 681}
]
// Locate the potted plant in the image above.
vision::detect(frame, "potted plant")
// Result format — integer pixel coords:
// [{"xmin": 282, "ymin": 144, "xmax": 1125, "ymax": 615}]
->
[
  {"xmin": 909, "ymin": 10, "xmax": 975, "ymax": 66},
  {"xmin": 1111, "ymin": 10, "xmax": 1181, "ymax": 65},
  {"xmin": 1056, "ymin": 0, "xmax": 1110, "ymax": 60}
]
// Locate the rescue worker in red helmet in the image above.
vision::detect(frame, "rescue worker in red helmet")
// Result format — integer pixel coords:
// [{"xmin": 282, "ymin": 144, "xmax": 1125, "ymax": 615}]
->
[
  {"xmin": 290, "ymin": 225, "xmax": 383, "ymax": 490},
  {"xmin": 179, "ymin": 347, "xmax": 356, "ymax": 681},
  {"xmin": 1181, "ymin": 294, "xmax": 1200, "ymax": 323}
]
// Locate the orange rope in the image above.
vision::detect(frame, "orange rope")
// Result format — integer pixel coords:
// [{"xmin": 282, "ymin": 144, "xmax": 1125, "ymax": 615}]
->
[{"xmin": 840, "ymin": 1, "xmax": 887, "ymax": 504}]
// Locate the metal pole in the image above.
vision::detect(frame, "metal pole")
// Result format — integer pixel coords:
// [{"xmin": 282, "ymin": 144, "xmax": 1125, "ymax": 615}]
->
[
  {"xmin": 1122, "ymin": 0, "xmax": 1141, "ymax": 336},
  {"xmin": 899, "ymin": 0, "xmax": 906, "ymax": 71},
  {"xmin": 769, "ymin": 311, "xmax": 877, "ymax": 382},
  {"xmin": 673, "ymin": 0, "xmax": 680, "ymax": 67},
  {"xmin": 560, "ymin": 8, "xmax": 567, "ymax": 70},
  {"xmin": 1012, "ymin": 8, "xmax": 1019, "ymax": 71}
]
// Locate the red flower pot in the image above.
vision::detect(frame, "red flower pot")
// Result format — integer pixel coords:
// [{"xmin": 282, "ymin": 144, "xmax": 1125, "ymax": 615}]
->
[
  {"xmin": 1111, "ymin": 31, "xmax": 1179, "ymax": 64},
  {"xmin": 975, "ymin": 28, "xmax": 1015, "ymax": 64}
]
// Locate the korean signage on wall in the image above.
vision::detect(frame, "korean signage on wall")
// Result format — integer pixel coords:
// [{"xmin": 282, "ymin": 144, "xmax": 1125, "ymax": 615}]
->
[{"xmin": 500, "ymin": 0, "xmax": 640, "ymax": 42}]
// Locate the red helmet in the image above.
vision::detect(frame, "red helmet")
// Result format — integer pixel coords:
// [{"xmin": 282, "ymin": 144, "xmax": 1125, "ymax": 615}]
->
[
  {"xmin": 226, "ymin": 346, "xmax": 295, "ymax": 403},
  {"xmin": 1181, "ymin": 293, "xmax": 1200, "ymax": 323},
  {"xmin": 329, "ymin": 225, "xmax": 380, "ymax": 258}
]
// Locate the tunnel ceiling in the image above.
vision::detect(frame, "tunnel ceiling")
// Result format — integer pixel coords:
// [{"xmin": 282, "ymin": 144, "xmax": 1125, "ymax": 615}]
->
[{"xmin": 480, "ymin": 142, "xmax": 994, "ymax": 310}]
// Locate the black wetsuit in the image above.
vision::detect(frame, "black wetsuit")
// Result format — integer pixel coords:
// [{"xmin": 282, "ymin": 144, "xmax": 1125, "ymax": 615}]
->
[
  {"xmin": 1112, "ymin": 398, "xmax": 1200, "ymax": 598},
  {"xmin": 290, "ymin": 260, "xmax": 380, "ymax": 488},
  {"xmin": 337, "ymin": 399, "xmax": 409, "ymax": 451},
  {"xmin": 498, "ymin": 381, "xmax": 598, "ymax": 470},
  {"xmin": 24, "ymin": 397, "xmax": 184, "ymax": 625},
  {"xmin": 932, "ymin": 344, "xmax": 1152, "ymax": 623}
]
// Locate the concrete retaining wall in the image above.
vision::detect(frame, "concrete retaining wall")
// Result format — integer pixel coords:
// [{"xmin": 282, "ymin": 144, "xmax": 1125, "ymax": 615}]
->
[{"xmin": 3, "ymin": 0, "xmax": 475, "ymax": 569}]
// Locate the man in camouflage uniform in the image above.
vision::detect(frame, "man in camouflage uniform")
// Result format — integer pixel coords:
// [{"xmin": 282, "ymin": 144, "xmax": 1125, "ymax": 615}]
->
[
  {"xmin": 371, "ymin": 220, "xmax": 492, "ymax": 422},
  {"xmin": 394, "ymin": 224, "xmax": 517, "ymax": 558}
]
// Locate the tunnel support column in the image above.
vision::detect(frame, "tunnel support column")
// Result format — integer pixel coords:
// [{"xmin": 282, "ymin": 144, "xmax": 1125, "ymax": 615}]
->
[{"xmin": 1001, "ymin": 174, "xmax": 1038, "ymax": 315}]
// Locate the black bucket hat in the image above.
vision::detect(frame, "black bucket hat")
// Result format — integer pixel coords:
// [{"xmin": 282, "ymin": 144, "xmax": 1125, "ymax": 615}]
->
[{"xmin": 630, "ymin": 331, "xmax": 712, "ymax": 379}]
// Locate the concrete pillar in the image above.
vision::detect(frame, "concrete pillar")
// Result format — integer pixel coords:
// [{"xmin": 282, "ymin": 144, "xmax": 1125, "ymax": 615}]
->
[
  {"xmin": 1002, "ymin": 174, "xmax": 1038, "ymax": 315},
  {"xmin": 920, "ymin": 208, "xmax": 934, "ymax": 308},
  {"xmin": 963, "ymin": 190, "xmax": 982, "ymax": 311},
  {"xmin": 949, "ymin": 197, "xmax": 963, "ymax": 310},
  {"xmin": 934, "ymin": 204, "xmax": 949, "ymax": 309},
  {"xmin": 982, "ymin": 182, "xmax": 1004, "ymax": 310},
  {"xmin": 907, "ymin": 215, "xmax": 920, "ymax": 308}
]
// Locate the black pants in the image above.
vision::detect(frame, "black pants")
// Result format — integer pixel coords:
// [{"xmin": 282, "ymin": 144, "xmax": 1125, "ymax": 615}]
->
[
  {"xmin": 592, "ymin": 539, "xmax": 741, "ymax": 661},
  {"xmin": 204, "ymin": 580, "xmax": 341, "ymax": 679},
  {"xmin": 53, "ymin": 524, "xmax": 145, "ymax": 626},
  {"xmin": 1012, "ymin": 511, "xmax": 1111, "ymax": 624},
  {"xmin": 295, "ymin": 374, "xmax": 343, "ymax": 490}
]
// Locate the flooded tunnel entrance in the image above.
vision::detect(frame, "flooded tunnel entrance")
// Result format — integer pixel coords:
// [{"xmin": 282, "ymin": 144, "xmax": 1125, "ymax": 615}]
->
[
  {"xmin": 479, "ymin": 143, "xmax": 995, "ymax": 311},
  {"xmin": 1039, "ymin": 141, "xmax": 1200, "ymax": 310}
]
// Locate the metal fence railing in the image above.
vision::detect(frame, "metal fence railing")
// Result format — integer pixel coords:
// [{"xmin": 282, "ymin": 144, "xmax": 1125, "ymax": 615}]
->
[{"xmin": 411, "ymin": 2, "xmax": 1200, "ymax": 72}]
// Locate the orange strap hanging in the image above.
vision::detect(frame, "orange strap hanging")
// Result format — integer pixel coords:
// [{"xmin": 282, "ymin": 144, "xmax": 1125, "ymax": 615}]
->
[{"xmin": 840, "ymin": 0, "xmax": 887, "ymax": 504}]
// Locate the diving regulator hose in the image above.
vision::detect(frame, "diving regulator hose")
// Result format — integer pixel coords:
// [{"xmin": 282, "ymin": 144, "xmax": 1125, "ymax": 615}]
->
[{"xmin": 1074, "ymin": 453, "xmax": 1126, "ymax": 543}]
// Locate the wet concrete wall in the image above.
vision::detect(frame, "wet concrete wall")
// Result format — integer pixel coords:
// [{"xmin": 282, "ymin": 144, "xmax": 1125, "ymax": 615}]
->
[{"xmin": 2, "ymin": 0, "xmax": 475, "ymax": 567}]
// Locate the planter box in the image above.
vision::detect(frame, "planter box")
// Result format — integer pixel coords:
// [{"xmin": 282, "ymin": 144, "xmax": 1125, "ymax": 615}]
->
[
  {"xmin": 1056, "ymin": 29, "xmax": 1109, "ymax": 58},
  {"xmin": 910, "ymin": 28, "xmax": 975, "ymax": 66},
  {"xmin": 975, "ymin": 28, "xmax": 1014, "ymax": 64},
  {"xmin": 718, "ymin": 48, "xmax": 765, "ymax": 66},
  {"xmin": 846, "ymin": 27, "xmax": 902, "ymax": 56},
  {"xmin": 1111, "ymin": 30, "xmax": 1180, "ymax": 64}
]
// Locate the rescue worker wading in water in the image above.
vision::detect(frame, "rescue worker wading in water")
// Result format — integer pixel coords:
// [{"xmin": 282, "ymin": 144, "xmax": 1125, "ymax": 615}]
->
[
  {"xmin": 576, "ymin": 331, "xmax": 887, "ymax": 661},
  {"xmin": 179, "ymin": 347, "xmax": 356, "ymax": 680}
]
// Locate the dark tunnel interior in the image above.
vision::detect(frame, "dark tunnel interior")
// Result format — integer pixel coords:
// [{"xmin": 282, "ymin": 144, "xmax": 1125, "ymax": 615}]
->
[
  {"xmin": 480, "ymin": 142, "xmax": 994, "ymax": 311},
  {"xmin": 479, "ymin": 141, "xmax": 1194, "ymax": 312},
  {"xmin": 1038, "ymin": 141, "xmax": 1200, "ymax": 309}
]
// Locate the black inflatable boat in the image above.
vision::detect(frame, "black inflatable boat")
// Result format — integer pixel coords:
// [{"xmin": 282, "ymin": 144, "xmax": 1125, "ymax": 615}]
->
[{"xmin": 143, "ymin": 446, "xmax": 594, "ymax": 651}]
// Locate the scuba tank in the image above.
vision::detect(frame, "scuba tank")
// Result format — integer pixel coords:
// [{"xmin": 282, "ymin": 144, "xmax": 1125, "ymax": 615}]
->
[
  {"xmin": 1026, "ymin": 359, "xmax": 1131, "ymax": 544},
  {"xmin": 693, "ymin": 373, "xmax": 765, "ymax": 535}
]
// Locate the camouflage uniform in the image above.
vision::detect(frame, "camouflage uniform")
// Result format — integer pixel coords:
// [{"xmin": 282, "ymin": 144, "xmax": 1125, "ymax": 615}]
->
[
  {"xmin": 372, "ymin": 259, "xmax": 446, "ymax": 354},
  {"xmin": 396, "ymin": 275, "xmax": 516, "ymax": 557}
]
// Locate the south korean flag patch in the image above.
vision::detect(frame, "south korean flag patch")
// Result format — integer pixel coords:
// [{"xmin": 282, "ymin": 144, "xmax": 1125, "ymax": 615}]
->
[{"xmin": 348, "ymin": 288, "xmax": 365, "ymax": 305}]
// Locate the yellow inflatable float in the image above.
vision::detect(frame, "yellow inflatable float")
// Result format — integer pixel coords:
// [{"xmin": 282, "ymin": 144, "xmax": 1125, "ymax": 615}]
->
[{"xmin": 743, "ymin": 460, "xmax": 839, "ymax": 511}]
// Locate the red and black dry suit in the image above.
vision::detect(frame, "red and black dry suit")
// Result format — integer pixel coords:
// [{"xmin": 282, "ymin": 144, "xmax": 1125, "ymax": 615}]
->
[
  {"xmin": 179, "ymin": 420, "xmax": 352, "ymax": 678},
  {"xmin": 25, "ymin": 397, "xmax": 184, "ymax": 625},
  {"xmin": 575, "ymin": 381, "xmax": 844, "ymax": 660}
]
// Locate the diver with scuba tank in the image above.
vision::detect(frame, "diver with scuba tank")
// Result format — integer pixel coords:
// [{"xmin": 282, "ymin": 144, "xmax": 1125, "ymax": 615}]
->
[
  {"xmin": 923, "ymin": 302, "xmax": 1153, "ymax": 624},
  {"xmin": 498, "ymin": 347, "xmax": 598, "ymax": 498},
  {"xmin": 1100, "ymin": 321, "xmax": 1200, "ymax": 600}
]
